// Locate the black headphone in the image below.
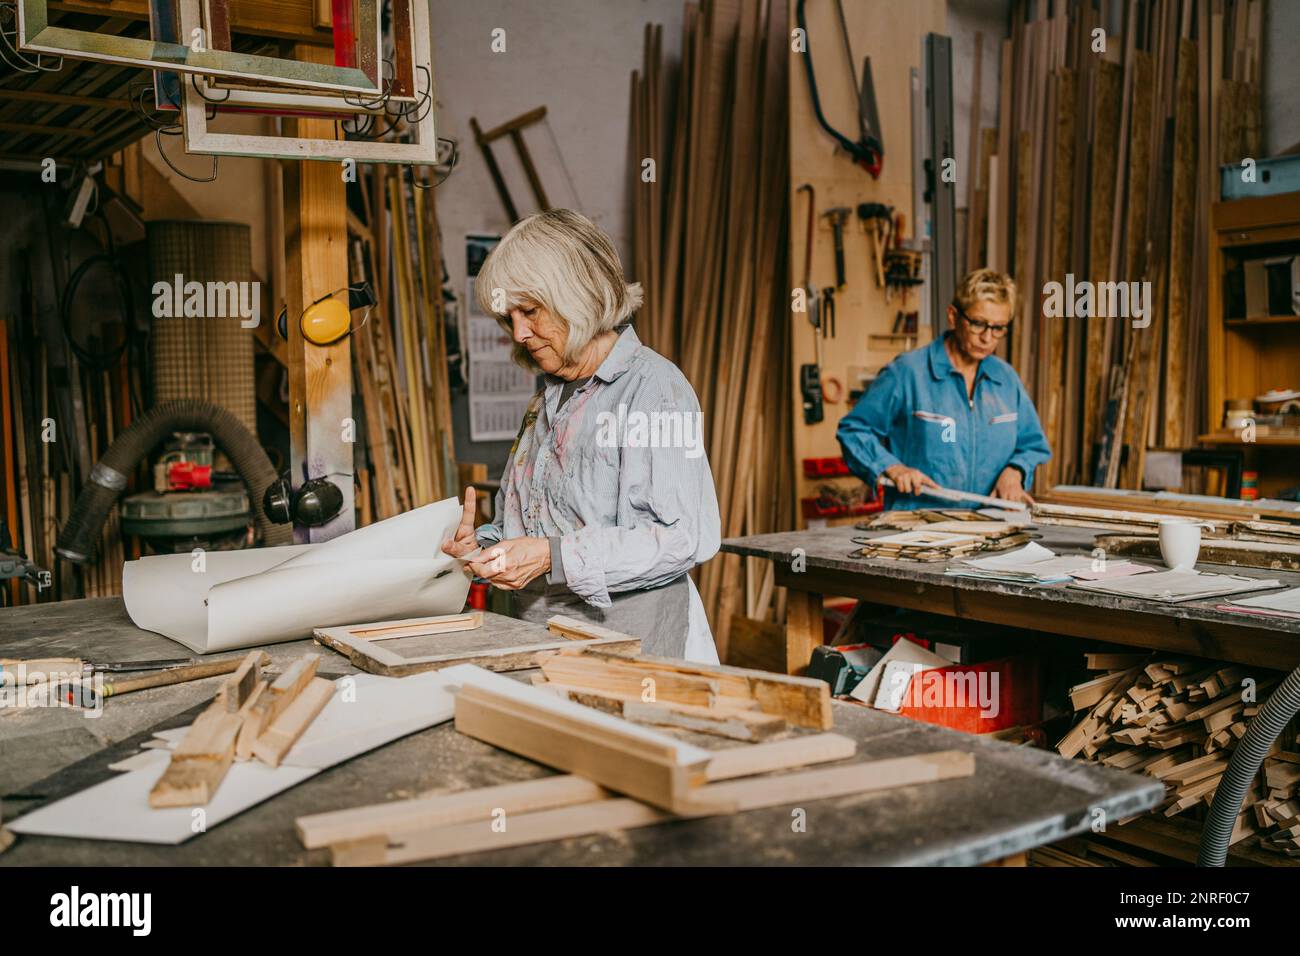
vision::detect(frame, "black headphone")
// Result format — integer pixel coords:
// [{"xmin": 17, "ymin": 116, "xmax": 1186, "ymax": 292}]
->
[{"xmin": 263, "ymin": 473, "xmax": 345, "ymax": 528}]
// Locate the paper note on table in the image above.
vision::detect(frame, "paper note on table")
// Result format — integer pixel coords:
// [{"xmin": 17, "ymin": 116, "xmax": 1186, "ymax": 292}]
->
[
  {"xmin": 1219, "ymin": 587, "xmax": 1300, "ymax": 620},
  {"xmin": 122, "ymin": 499, "xmax": 471, "ymax": 653}
]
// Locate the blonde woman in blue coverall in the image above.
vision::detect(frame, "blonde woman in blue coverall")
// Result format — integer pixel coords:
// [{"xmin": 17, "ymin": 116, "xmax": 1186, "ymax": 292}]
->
[{"xmin": 837, "ymin": 269, "xmax": 1051, "ymax": 510}]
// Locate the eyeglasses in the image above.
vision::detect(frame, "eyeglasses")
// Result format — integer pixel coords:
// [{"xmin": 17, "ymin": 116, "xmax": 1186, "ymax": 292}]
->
[{"xmin": 957, "ymin": 309, "xmax": 1013, "ymax": 338}]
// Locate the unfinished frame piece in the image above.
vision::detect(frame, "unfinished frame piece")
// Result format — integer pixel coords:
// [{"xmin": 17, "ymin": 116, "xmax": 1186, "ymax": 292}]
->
[
  {"xmin": 180, "ymin": 0, "xmax": 439, "ymax": 165},
  {"xmin": 16, "ymin": 0, "xmax": 381, "ymax": 95},
  {"xmin": 312, "ymin": 613, "xmax": 638, "ymax": 677}
]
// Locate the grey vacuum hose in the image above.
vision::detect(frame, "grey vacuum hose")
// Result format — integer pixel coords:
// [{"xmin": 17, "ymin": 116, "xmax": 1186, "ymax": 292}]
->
[
  {"xmin": 57, "ymin": 398, "xmax": 293, "ymax": 562},
  {"xmin": 1197, "ymin": 665, "xmax": 1300, "ymax": 866}
]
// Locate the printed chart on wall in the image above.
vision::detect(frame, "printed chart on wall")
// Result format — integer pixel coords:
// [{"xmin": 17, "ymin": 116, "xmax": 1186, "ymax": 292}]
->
[{"xmin": 465, "ymin": 233, "xmax": 537, "ymax": 441}]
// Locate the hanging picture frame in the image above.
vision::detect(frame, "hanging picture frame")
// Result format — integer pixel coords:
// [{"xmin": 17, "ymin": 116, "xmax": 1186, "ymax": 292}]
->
[
  {"xmin": 17, "ymin": 0, "xmax": 382, "ymax": 94},
  {"xmin": 156, "ymin": 0, "xmax": 415, "ymax": 117},
  {"xmin": 180, "ymin": 0, "xmax": 437, "ymax": 166}
]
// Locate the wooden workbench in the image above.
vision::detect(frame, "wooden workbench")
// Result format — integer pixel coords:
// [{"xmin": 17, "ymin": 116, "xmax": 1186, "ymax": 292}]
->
[
  {"xmin": 0, "ymin": 597, "xmax": 1161, "ymax": 866},
  {"xmin": 721, "ymin": 525, "xmax": 1300, "ymax": 675}
]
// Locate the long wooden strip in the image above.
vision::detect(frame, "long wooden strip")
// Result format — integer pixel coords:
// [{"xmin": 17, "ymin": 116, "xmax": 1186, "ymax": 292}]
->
[
  {"xmin": 334, "ymin": 751, "xmax": 975, "ymax": 866},
  {"xmin": 539, "ymin": 654, "xmax": 720, "ymax": 707},
  {"xmin": 251, "ymin": 677, "xmax": 334, "ymax": 768},
  {"xmin": 546, "ymin": 683, "xmax": 783, "ymax": 742},
  {"xmin": 296, "ymin": 731, "xmax": 855, "ymax": 849}
]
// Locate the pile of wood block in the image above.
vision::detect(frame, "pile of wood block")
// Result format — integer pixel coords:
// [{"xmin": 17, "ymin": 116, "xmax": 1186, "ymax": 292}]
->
[
  {"xmin": 295, "ymin": 660, "xmax": 977, "ymax": 865},
  {"xmin": 863, "ymin": 510, "xmax": 1031, "ymax": 549},
  {"xmin": 531, "ymin": 643, "xmax": 833, "ymax": 741},
  {"xmin": 1057, "ymin": 652, "xmax": 1299, "ymax": 855},
  {"xmin": 149, "ymin": 651, "xmax": 333, "ymax": 808}
]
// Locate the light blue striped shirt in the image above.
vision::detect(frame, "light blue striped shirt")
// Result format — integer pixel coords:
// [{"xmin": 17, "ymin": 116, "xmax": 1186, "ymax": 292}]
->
[{"xmin": 476, "ymin": 325, "xmax": 722, "ymax": 662}]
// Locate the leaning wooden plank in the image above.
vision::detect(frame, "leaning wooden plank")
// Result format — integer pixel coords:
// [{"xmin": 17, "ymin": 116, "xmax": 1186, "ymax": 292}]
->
[
  {"xmin": 567, "ymin": 647, "xmax": 833, "ymax": 730},
  {"xmin": 333, "ymin": 751, "xmax": 976, "ymax": 865},
  {"xmin": 544, "ymin": 683, "xmax": 783, "ymax": 741},
  {"xmin": 454, "ymin": 682, "xmax": 711, "ymax": 814},
  {"xmin": 1086, "ymin": 653, "xmax": 1150, "ymax": 671},
  {"xmin": 217, "ymin": 649, "xmax": 266, "ymax": 713},
  {"xmin": 236, "ymin": 653, "xmax": 320, "ymax": 760},
  {"xmin": 251, "ymin": 677, "xmax": 335, "ymax": 768},
  {"xmin": 539, "ymin": 654, "xmax": 721, "ymax": 708},
  {"xmin": 148, "ymin": 704, "xmax": 242, "ymax": 808},
  {"xmin": 296, "ymin": 731, "xmax": 855, "ymax": 849}
]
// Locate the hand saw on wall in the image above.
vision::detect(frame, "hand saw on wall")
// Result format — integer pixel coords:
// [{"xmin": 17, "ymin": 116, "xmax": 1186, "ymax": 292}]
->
[{"xmin": 796, "ymin": 0, "xmax": 884, "ymax": 179}]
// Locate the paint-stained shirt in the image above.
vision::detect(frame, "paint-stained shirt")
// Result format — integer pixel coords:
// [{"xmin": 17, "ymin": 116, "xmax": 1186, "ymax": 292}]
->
[
  {"xmin": 475, "ymin": 325, "xmax": 722, "ymax": 662},
  {"xmin": 837, "ymin": 334, "xmax": 1052, "ymax": 510}
]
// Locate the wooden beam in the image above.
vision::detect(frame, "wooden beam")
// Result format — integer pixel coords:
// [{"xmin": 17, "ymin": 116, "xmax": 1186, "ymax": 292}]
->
[{"xmin": 283, "ymin": 44, "xmax": 354, "ymax": 543}]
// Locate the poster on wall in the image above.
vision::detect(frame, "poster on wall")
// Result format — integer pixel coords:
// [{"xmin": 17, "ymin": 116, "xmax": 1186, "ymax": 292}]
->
[{"xmin": 465, "ymin": 234, "xmax": 537, "ymax": 442}]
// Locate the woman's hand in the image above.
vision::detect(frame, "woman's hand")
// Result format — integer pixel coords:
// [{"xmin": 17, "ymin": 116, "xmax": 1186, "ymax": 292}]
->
[
  {"xmin": 992, "ymin": 466, "xmax": 1035, "ymax": 505},
  {"xmin": 441, "ymin": 487, "xmax": 481, "ymax": 559},
  {"xmin": 467, "ymin": 536, "xmax": 552, "ymax": 590},
  {"xmin": 883, "ymin": 463, "xmax": 939, "ymax": 496}
]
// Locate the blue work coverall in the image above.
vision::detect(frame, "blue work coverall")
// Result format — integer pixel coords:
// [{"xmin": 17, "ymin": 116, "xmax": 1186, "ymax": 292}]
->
[{"xmin": 837, "ymin": 334, "xmax": 1052, "ymax": 510}]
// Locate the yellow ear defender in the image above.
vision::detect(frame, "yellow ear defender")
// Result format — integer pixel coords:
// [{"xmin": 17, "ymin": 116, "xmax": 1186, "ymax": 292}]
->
[{"xmin": 277, "ymin": 283, "xmax": 375, "ymax": 346}]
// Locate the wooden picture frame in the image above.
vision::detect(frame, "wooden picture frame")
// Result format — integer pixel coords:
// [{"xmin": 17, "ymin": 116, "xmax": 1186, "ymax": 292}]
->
[
  {"xmin": 313, "ymin": 614, "xmax": 641, "ymax": 677},
  {"xmin": 181, "ymin": 0, "xmax": 438, "ymax": 166},
  {"xmin": 17, "ymin": 0, "xmax": 382, "ymax": 94}
]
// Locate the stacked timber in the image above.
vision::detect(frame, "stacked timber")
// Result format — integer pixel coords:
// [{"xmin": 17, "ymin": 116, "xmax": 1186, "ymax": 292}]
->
[
  {"xmin": 1058, "ymin": 653, "xmax": 1299, "ymax": 854},
  {"xmin": 629, "ymin": 0, "xmax": 794, "ymax": 656}
]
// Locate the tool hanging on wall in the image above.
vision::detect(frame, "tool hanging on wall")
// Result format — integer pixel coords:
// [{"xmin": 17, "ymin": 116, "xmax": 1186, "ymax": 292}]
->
[
  {"xmin": 822, "ymin": 206, "xmax": 850, "ymax": 289},
  {"xmin": 797, "ymin": 183, "xmax": 825, "ymax": 427},
  {"xmin": 470, "ymin": 106, "xmax": 554, "ymax": 222},
  {"xmin": 857, "ymin": 202, "xmax": 893, "ymax": 288},
  {"xmin": 795, "ymin": 0, "xmax": 883, "ymax": 178},
  {"xmin": 822, "ymin": 287, "xmax": 837, "ymax": 339}
]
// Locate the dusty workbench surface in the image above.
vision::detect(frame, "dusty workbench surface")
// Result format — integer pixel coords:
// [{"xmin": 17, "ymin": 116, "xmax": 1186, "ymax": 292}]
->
[
  {"xmin": 0, "ymin": 596, "xmax": 1163, "ymax": 866},
  {"xmin": 722, "ymin": 525, "xmax": 1300, "ymax": 666}
]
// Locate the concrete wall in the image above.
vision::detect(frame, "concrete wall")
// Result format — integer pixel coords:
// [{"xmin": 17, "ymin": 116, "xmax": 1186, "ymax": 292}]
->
[{"xmin": 428, "ymin": 0, "xmax": 685, "ymax": 469}]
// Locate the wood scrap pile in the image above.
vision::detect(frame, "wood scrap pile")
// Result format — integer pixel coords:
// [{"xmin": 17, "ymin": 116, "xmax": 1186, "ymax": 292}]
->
[
  {"xmin": 851, "ymin": 530, "xmax": 986, "ymax": 563},
  {"xmin": 860, "ymin": 509, "xmax": 1033, "ymax": 553},
  {"xmin": 531, "ymin": 644, "xmax": 833, "ymax": 741},
  {"xmin": 980, "ymin": 1, "xmax": 1263, "ymax": 490},
  {"xmin": 149, "ymin": 651, "xmax": 333, "ymax": 808},
  {"xmin": 295, "ymin": 662, "xmax": 976, "ymax": 865},
  {"xmin": 1057, "ymin": 652, "xmax": 1298, "ymax": 855},
  {"xmin": 629, "ymin": 0, "xmax": 794, "ymax": 656}
]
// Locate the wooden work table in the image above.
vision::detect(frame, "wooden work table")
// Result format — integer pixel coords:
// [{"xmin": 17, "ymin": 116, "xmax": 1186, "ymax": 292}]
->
[
  {"xmin": 721, "ymin": 525, "xmax": 1300, "ymax": 675},
  {"xmin": 0, "ymin": 597, "xmax": 1161, "ymax": 866}
]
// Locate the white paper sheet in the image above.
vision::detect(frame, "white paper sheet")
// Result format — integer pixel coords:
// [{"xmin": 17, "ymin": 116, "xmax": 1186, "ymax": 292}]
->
[
  {"xmin": 10, "ymin": 672, "xmax": 455, "ymax": 844},
  {"xmin": 849, "ymin": 639, "xmax": 954, "ymax": 705},
  {"xmin": 1221, "ymin": 587, "xmax": 1300, "ymax": 620},
  {"xmin": 122, "ymin": 499, "xmax": 471, "ymax": 653},
  {"xmin": 1070, "ymin": 569, "xmax": 1283, "ymax": 603}
]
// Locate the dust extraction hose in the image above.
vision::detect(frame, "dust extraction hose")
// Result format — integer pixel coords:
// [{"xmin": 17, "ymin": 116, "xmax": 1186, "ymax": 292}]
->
[
  {"xmin": 1197, "ymin": 665, "xmax": 1300, "ymax": 866},
  {"xmin": 57, "ymin": 398, "xmax": 293, "ymax": 562}
]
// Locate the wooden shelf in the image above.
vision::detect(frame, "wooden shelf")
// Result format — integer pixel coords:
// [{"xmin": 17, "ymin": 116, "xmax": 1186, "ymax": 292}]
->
[
  {"xmin": 1225, "ymin": 315, "xmax": 1300, "ymax": 327},
  {"xmin": 1198, "ymin": 432, "xmax": 1300, "ymax": 446}
]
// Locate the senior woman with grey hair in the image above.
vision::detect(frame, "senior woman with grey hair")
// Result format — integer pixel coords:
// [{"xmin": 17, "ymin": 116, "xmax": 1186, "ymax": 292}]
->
[{"xmin": 441, "ymin": 209, "xmax": 723, "ymax": 663}]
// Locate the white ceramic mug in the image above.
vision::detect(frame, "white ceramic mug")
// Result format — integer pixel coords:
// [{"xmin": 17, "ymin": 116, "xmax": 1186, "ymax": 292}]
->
[{"xmin": 1158, "ymin": 518, "xmax": 1205, "ymax": 570}]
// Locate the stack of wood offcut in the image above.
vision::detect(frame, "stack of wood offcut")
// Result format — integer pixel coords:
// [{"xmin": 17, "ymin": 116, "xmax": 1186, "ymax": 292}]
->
[
  {"xmin": 149, "ymin": 651, "xmax": 333, "ymax": 808},
  {"xmin": 295, "ymin": 648, "xmax": 977, "ymax": 865},
  {"xmin": 1058, "ymin": 652, "xmax": 1299, "ymax": 856},
  {"xmin": 862, "ymin": 509, "xmax": 1033, "ymax": 552}
]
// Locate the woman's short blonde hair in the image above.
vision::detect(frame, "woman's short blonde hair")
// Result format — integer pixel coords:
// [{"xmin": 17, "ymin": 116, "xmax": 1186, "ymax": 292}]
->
[
  {"xmin": 953, "ymin": 267, "xmax": 1018, "ymax": 318},
  {"xmin": 475, "ymin": 209, "xmax": 643, "ymax": 372}
]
